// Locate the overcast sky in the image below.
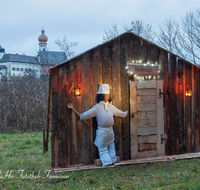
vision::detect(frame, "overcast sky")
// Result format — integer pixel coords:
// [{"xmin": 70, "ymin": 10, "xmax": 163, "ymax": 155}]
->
[{"xmin": 1, "ymin": 0, "xmax": 199, "ymax": 57}]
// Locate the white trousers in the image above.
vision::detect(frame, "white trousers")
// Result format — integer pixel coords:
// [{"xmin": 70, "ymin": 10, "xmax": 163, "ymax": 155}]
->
[{"xmin": 98, "ymin": 142, "xmax": 117, "ymax": 166}]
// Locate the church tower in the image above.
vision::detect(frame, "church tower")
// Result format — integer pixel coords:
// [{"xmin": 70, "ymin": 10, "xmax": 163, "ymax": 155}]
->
[{"xmin": 38, "ymin": 28, "xmax": 48, "ymax": 51}]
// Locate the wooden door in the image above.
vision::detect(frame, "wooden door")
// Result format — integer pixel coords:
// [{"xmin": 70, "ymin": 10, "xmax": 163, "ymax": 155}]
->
[{"xmin": 130, "ymin": 80, "xmax": 165, "ymax": 159}]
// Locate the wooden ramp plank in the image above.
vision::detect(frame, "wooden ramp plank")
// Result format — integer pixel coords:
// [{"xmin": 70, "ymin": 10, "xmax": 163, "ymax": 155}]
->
[{"xmin": 53, "ymin": 152, "xmax": 200, "ymax": 173}]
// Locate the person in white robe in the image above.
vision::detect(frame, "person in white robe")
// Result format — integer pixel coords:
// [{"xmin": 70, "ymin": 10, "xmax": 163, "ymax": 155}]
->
[{"xmin": 80, "ymin": 84, "xmax": 128, "ymax": 166}]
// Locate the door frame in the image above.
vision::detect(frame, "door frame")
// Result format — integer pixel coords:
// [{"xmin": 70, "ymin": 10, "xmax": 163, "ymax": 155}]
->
[{"xmin": 130, "ymin": 80, "xmax": 165, "ymax": 159}]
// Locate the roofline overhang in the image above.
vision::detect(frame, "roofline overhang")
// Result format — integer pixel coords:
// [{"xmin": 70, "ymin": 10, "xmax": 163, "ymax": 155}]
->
[{"xmin": 50, "ymin": 31, "xmax": 200, "ymax": 70}]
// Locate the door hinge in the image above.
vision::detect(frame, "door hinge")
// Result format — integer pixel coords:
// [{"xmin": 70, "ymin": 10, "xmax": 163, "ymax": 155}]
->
[
  {"xmin": 159, "ymin": 89, "xmax": 164, "ymax": 98},
  {"xmin": 160, "ymin": 134, "xmax": 167, "ymax": 144}
]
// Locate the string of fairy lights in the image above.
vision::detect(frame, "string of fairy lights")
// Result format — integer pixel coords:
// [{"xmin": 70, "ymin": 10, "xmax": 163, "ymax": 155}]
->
[{"xmin": 126, "ymin": 60, "xmax": 160, "ymax": 81}]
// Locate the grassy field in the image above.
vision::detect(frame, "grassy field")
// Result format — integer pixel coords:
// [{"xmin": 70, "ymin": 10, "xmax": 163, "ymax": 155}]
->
[{"xmin": 0, "ymin": 132, "xmax": 200, "ymax": 190}]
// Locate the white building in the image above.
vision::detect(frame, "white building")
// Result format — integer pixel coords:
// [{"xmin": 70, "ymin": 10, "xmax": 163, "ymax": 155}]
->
[
  {"xmin": 0, "ymin": 29, "xmax": 66, "ymax": 81},
  {"xmin": 0, "ymin": 53, "xmax": 41, "ymax": 80}
]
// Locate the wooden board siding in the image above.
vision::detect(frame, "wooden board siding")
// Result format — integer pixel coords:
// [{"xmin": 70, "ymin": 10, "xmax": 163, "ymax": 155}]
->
[
  {"xmin": 51, "ymin": 67, "xmax": 58, "ymax": 167},
  {"xmin": 51, "ymin": 32, "xmax": 200, "ymax": 168},
  {"xmin": 168, "ymin": 54, "xmax": 178, "ymax": 155},
  {"xmin": 120, "ymin": 34, "xmax": 130, "ymax": 160},
  {"xmin": 177, "ymin": 59, "xmax": 184, "ymax": 154},
  {"xmin": 92, "ymin": 48, "xmax": 100, "ymax": 161},
  {"xmin": 194, "ymin": 66, "xmax": 200, "ymax": 151},
  {"xmin": 81, "ymin": 53, "xmax": 92, "ymax": 164},
  {"xmin": 112, "ymin": 37, "xmax": 122, "ymax": 159},
  {"xmin": 76, "ymin": 57, "xmax": 82, "ymax": 164},
  {"xmin": 185, "ymin": 62, "xmax": 192, "ymax": 153}
]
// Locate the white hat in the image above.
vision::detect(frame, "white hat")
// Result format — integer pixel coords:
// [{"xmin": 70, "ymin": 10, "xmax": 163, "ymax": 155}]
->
[{"xmin": 97, "ymin": 84, "xmax": 110, "ymax": 94}]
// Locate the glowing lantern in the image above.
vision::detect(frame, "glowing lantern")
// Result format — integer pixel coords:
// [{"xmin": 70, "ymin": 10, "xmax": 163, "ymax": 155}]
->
[
  {"xmin": 185, "ymin": 88, "xmax": 192, "ymax": 97},
  {"xmin": 74, "ymin": 86, "xmax": 81, "ymax": 96}
]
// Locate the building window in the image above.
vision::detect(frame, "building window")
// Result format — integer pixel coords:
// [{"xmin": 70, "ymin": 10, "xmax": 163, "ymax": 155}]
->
[
  {"xmin": 25, "ymin": 68, "xmax": 28, "ymax": 71},
  {"xmin": 12, "ymin": 67, "xmax": 15, "ymax": 71},
  {"xmin": 19, "ymin": 74, "xmax": 20, "ymax": 76},
  {"xmin": 17, "ymin": 68, "xmax": 20, "ymax": 71},
  {"xmin": 13, "ymin": 74, "xmax": 15, "ymax": 76},
  {"xmin": 21, "ymin": 68, "xmax": 24, "ymax": 71}
]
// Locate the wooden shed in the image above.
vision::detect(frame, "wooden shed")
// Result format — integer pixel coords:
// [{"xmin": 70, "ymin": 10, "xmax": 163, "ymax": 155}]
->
[{"xmin": 49, "ymin": 31, "xmax": 200, "ymax": 168}]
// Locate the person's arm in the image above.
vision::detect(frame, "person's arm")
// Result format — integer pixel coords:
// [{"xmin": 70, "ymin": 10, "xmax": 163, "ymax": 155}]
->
[
  {"xmin": 111, "ymin": 105, "xmax": 128, "ymax": 118},
  {"xmin": 80, "ymin": 105, "xmax": 97, "ymax": 120}
]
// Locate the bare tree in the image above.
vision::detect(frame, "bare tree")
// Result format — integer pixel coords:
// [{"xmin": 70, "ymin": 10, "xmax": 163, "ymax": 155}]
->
[
  {"xmin": 102, "ymin": 20, "xmax": 155, "ymax": 42},
  {"xmin": 178, "ymin": 10, "xmax": 200, "ymax": 64},
  {"xmin": 123, "ymin": 19, "xmax": 155, "ymax": 41},
  {"xmin": 102, "ymin": 22, "xmax": 120, "ymax": 42},
  {"xmin": 156, "ymin": 17, "xmax": 184, "ymax": 57},
  {"xmin": 55, "ymin": 36, "xmax": 78, "ymax": 60},
  {"xmin": 194, "ymin": 9, "xmax": 200, "ymax": 48}
]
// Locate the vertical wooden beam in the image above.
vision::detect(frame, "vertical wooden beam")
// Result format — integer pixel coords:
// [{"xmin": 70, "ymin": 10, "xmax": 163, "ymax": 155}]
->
[
  {"xmin": 46, "ymin": 70, "xmax": 52, "ymax": 151},
  {"xmin": 81, "ymin": 52, "xmax": 92, "ymax": 164},
  {"xmin": 163, "ymin": 52, "xmax": 169, "ymax": 155},
  {"xmin": 99, "ymin": 46, "xmax": 102, "ymax": 84},
  {"xmin": 75, "ymin": 57, "xmax": 82, "ymax": 164},
  {"xmin": 111, "ymin": 37, "xmax": 122, "ymax": 159},
  {"xmin": 102, "ymin": 45, "xmax": 111, "ymax": 84},
  {"xmin": 130, "ymin": 35, "xmax": 140, "ymax": 62},
  {"xmin": 177, "ymin": 59, "xmax": 184, "ymax": 154},
  {"xmin": 62, "ymin": 65, "xmax": 69, "ymax": 166},
  {"xmin": 140, "ymin": 40, "xmax": 149, "ymax": 63},
  {"xmin": 118, "ymin": 36, "xmax": 123, "ymax": 160},
  {"xmin": 168, "ymin": 54, "xmax": 178, "ymax": 155},
  {"xmin": 183, "ymin": 62, "xmax": 186, "ymax": 153},
  {"xmin": 89, "ymin": 51, "xmax": 94, "ymax": 162},
  {"xmin": 57, "ymin": 66, "xmax": 66, "ymax": 167},
  {"xmin": 130, "ymin": 81, "xmax": 138, "ymax": 159},
  {"xmin": 194, "ymin": 66, "xmax": 200, "ymax": 151},
  {"xmin": 120, "ymin": 34, "xmax": 130, "ymax": 160},
  {"xmin": 92, "ymin": 48, "xmax": 100, "ymax": 160},
  {"xmin": 51, "ymin": 68, "xmax": 59, "ymax": 168},
  {"xmin": 191, "ymin": 65, "xmax": 195, "ymax": 151},
  {"xmin": 65, "ymin": 64, "xmax": 71, "ymax": 166},
  {"xmin": 158, "ymin": 49, "xmax": 165, "ymax": 80},
  {"xmin": 150, "ymin": 44, "xmax": 159, "ymax": 64},
  {"xmin": 156, "ymin": 81, "xmax": 165, "ymax": 156},
  {"xmin": 185, "ymin": 62, "xmax": 192, "ymax": 153}
]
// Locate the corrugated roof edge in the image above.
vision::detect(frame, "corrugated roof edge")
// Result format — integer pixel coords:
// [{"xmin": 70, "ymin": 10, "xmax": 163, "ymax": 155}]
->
[{"xmin": 50, "ymin": 31, "xmax": 200, "ymax": 70}]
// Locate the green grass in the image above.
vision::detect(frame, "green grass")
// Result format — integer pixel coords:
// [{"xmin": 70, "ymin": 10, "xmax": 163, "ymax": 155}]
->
[{"xmin": 0, "ymin": 132, "xmax": 200, "ymax": 189}]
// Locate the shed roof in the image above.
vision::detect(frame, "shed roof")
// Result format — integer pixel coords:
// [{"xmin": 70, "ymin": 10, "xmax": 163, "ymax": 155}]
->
[{"xmin": 50, "ymin": 31, "xmax": 200, "ymax": 70}]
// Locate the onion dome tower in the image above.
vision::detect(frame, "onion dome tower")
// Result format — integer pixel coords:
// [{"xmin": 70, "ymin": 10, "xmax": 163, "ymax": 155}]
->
[
  {"xmin": 38, "ymin": 28, "xmax": 48, "ymax": 51},
  {"xmin": 0, "ymin": 45, "xmax": 5, "ymax": 59}
]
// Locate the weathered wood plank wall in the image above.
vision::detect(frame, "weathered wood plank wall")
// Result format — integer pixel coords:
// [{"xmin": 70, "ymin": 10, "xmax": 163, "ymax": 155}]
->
[{"xmin": 51, "ymin": 32, "xmax": 200, "ymax": 168}]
